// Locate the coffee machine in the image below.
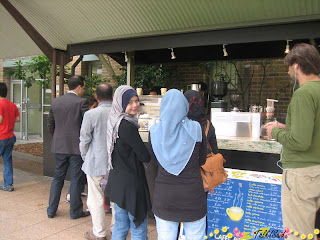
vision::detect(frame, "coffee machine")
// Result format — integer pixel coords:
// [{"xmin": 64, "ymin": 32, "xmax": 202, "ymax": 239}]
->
[{"xmin": 210, "ymin": 82, "xmax": 228, "ymax": 113}]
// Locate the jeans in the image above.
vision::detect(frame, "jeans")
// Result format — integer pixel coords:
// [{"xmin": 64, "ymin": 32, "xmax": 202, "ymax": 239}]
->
[
  {"xmin": 67, "ymin": 171, "xmax": 86, "ymax": 194},
  {"xmin": 0, "ymin": 136, "xmax": 16, "ymax": 187},
  {"xmin": 154, "ymin": 215, "xmax": 206, "ymax": 240},
  {"xmin": 112, "ymin": 203, "xmax": 148, "ymax": 240},
  {"xmin": 47, "ymin": 154, "xmax": 84, "ymax": 218}
]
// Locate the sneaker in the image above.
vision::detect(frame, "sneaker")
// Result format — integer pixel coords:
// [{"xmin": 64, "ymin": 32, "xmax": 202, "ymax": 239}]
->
[
  {"xmin": 81, "ymin": 192, "xmax": 88, "ymax": 197},
  {"xmin": 1, "ymin": 185, "xmax": 14, "ymax": 192},
  {"xmin": 65, "ymin": 193, "xmax": 70, "ymax": 203}
]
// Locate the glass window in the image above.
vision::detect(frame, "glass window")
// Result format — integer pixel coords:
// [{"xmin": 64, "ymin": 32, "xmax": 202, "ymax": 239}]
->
[{"xmin": 88, "ymin": 61, "xmax": 102, "ymax": 77}]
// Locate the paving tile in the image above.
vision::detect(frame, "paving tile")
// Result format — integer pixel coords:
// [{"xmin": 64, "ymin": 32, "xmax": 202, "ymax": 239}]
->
[
  {"xmin": 15, "ymin": 209, "xmax": 49, "ymax": 227},
  {"xmin": 43, "ymin": 221, "xmax": 92, "ymax": 240},
  {"xmin": 0, "ymin": 204, "xmax": 35, "ymax": 219},
  {"xmin": 3, "ymin": 222, "xmax": 57, "ymax": 240},
  {"xmin": 0, "ymin": 217, "xmax": 25, "ymax": 236}
]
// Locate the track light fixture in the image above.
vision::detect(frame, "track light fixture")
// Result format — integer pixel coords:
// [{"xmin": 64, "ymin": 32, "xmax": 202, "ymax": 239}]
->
[
  {"xmin": 223, "ymin": 44, "xmax": 228, "ymax": 57},
  {"xmin": 285, "ymin": 40, "xmax": 292, "ymax": 54},
  {"xmin": 124, "ymin": 52, "xmax": 128, "ymax": 62},
  {"xmin": 169, "ymin": 48, "xmax": 176, "ymax": 60}
]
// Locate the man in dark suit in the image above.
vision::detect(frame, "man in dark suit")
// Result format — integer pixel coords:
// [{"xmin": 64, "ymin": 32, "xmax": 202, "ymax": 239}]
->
[{"xmin": 47, "ymin": 75, "xmax": 90, "ymax": 219}]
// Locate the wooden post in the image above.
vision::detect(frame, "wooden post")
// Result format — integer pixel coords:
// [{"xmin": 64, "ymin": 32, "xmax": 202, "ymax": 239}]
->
[
  {"xmin": 126, "ymin": 52, "xmax": 135, "ymax": 87},
  {"xmin": 51, "ymin": 50, "xmax": 57, "ymax": 99},
  {"xmin": 59, "ymin": 53, "xmax": 64, "ymax": 97}
]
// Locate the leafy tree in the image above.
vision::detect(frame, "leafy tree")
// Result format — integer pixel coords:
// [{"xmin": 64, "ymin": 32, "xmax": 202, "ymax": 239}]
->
[
  {"xmin": 113, "ymin": 64, "xmax": 177, "ymax": 92},
  {"xmin": 5, "ymin": 55, "xmax": 70, "ymax": 89},
  {"xmin": 84, "ymin": 75, "xmax": 110, "ymax": 98}
]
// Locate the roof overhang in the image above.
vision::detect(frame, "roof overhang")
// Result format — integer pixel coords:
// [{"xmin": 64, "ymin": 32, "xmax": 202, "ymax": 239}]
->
[{"xmin": 1, "ymin": 0, "xmax": 320, "ymax": 63}]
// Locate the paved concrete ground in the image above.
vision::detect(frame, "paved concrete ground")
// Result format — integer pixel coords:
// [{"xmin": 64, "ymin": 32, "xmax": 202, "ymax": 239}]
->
[{"xmin": 0, "ymin": 150, "xmax": 157, "ymax": 240}]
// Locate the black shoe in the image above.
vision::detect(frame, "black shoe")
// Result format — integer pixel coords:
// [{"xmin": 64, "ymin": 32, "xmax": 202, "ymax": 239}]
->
[
  {"xmin": 48, "ymin": 213, "xmax": 56, "ymax": 218},
  {"xmin": 71, "ymin": 210, "xmax": 90, "ymax": 219}
]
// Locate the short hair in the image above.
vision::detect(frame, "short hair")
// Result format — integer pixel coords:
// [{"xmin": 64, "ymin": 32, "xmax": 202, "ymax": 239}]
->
[
  {"xmin": 0, "ymin": 82, "xmax": 8, "ymax": 98},
  {"xmin": 284, "ymin": 43, "xmax": 320, "ymax": 75},
  {"xmin": 68, "ymin": 75, "xmax": 85, "ymax": 90},
  {"xmin": 150, "ymin": 86, "xmax": 161, "ymax": 95},
  {"xmin": 96, "ymin": 83, "xmax": 113, "ymax": 100}
]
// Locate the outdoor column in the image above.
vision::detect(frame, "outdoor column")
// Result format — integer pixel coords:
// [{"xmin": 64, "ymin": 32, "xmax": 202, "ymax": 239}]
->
[
  {"xmin": 59, "ymin": 53, "xmax": 64, "ymax": 96},
  {"xmin": 51, "ymin": 50, "xmax": 57, "ymax": 99},
  {"xmin": 126, "ymin": 51, "xmax": 135, "ymax": 87}
]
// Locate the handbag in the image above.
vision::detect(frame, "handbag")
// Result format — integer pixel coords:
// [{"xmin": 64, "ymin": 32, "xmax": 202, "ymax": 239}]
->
[{"xmin": 201, "ymin": 120, "xmax": 228, "ymax": 194}]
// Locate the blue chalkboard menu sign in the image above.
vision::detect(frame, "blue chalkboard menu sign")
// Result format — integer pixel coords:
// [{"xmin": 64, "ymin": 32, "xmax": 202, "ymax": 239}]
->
[{"xmin": 207, "ymin": 169, "xmax": 283, "ymax": 240}]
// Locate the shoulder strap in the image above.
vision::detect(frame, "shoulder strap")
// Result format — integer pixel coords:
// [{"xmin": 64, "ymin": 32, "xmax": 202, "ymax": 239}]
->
[
  {"xmin": 205, "ymin": 120, "xmax": 213, "ymax": 153},
  {"xmin": 205, "ymin": 120, "xmax": 210, "ymax": 137}
]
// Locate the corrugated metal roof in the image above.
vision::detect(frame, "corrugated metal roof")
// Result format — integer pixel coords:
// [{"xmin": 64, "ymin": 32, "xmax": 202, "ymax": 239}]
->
[{"xmin": 1, "ymin": 0, "xmax": 320, "ymax": 59}]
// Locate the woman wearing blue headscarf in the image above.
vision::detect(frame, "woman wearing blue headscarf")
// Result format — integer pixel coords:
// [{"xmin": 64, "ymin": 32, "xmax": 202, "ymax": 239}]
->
[
  {"xmin": 105, "ymin": 85, "xmax": 151, "ymax": 240},
  {"xmin": 150, "ymin": 89, "xmax": 208, "ymax": 240}
]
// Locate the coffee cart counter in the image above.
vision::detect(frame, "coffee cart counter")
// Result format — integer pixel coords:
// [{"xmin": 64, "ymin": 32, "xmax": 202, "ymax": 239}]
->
[{"xmin": 139, "ymin": 131, "xmax": 282, "ymax": 154}]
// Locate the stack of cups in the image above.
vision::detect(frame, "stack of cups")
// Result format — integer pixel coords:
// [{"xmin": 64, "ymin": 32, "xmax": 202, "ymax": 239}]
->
[
  {"xmin": 136, "ymin": 88, "xmax": 143, "ymax": 96},
  {"xmin": 160, "ymin": 88, "xmax": 167, "ymax": 96}
]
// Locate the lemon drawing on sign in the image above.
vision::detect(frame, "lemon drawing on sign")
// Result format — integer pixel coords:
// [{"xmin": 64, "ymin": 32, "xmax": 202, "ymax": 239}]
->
[{"xmin": 232, "ymin": 171, "xmax": 247, "ymax": 179}]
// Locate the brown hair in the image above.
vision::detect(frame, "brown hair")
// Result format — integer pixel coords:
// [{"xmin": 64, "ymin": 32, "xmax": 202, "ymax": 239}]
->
[{"xmin": 284, "ymin": 43, "xmax": 320, "ymax": 75}]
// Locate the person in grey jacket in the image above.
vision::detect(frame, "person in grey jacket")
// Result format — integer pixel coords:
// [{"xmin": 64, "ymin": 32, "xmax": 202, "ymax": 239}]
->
[
  {"xmin": 80, "ymin": 83, "xmax": 113, "ymax": 240},
  {"xmin": 47, "ymin": 75, "xmax": 89, "ymax": 219}
]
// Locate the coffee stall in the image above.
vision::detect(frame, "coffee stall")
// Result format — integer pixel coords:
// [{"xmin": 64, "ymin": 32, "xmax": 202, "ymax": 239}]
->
[{"xmin": 2, "ymin": 0, "xmax": 320, "ymax": 237}]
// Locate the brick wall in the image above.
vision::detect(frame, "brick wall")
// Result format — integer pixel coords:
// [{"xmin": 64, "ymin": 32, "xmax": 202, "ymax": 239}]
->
[
  {"xmin": 100, "ymin": 55, "xmax": 122, "ymax": 87},
  {"xmin": 160, "ymin": 59, "xmax": 292, "ymax": 117},
  {"xmin": 243, "ymin": 59, "xmax": 292, "ymax": 115}
]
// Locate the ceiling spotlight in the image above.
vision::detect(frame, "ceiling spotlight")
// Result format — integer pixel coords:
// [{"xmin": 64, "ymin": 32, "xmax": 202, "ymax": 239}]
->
[
  {"xmin": 223, "ymin": 44, "xmax": 228, "ymax": 57},
  {"xmin": 124, "ymin": 52, "xmax": 128, "ymax": 62},
  {"xmin": 169, "ymin": 48, "xmax": 176, "ymax": 60},
  {"xmin": 285, "ymin": 40, "xmax": 292, "ymax": 54}
]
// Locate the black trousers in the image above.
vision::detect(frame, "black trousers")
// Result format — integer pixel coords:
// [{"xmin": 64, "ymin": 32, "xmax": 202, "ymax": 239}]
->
[{"xmin": 47, "ymin": 154, "xmax": 84, "ymax": 218}]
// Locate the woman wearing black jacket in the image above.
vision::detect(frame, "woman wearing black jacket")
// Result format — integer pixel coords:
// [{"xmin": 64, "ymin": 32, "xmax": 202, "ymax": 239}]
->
[{"xmin": 106, "ymin": 85, "xmax": 151, "ymax": 240}]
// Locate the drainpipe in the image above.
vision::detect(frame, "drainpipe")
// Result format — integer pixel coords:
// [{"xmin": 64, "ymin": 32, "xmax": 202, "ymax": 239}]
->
[
  {"xmin": 71, "ymin": 55, "xmax": 83, "ymax": 76},
  {"xmin": 51, "ymin": 50, "xmax": 57, "ymax": 99},
  {"xmin": 126, "ymin": 52, "xmax": 135, "ymax": 87}
]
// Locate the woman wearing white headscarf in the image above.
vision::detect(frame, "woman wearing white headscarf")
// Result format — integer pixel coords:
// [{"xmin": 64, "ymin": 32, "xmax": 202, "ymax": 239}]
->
[
  {"xmin": 105, "ymin": 85, "xmax": 151, "ymax": 240},
  {"xmin": 150, "ymin": 89, "xmax": 208, "ymax": 240}
]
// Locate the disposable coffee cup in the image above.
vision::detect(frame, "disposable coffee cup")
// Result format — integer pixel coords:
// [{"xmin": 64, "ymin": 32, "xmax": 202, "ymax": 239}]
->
[
  {"xmin": 136, "ymin": 88, "xmax": 143, "ymax": 96},
  {"xmin": 161, "ymin": 88, "xmax": 167, "ymax": 96}
]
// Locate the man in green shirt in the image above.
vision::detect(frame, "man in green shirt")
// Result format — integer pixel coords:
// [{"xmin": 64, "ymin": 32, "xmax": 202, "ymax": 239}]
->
[{"xmin": 265, "ymin": 43, "xmax": 320, "ymax": 239}]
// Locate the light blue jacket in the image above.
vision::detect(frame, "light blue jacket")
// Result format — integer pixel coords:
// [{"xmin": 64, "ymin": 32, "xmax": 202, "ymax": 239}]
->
[{"xmin": 80, "ymin": 101, "xmax": 112, "ymax": 176}]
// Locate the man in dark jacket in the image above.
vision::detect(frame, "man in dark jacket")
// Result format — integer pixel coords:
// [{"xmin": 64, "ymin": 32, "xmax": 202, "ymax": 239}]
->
[{"xmin": 47, "ymin": 75, "xmax": 90, "ymax": 219}]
